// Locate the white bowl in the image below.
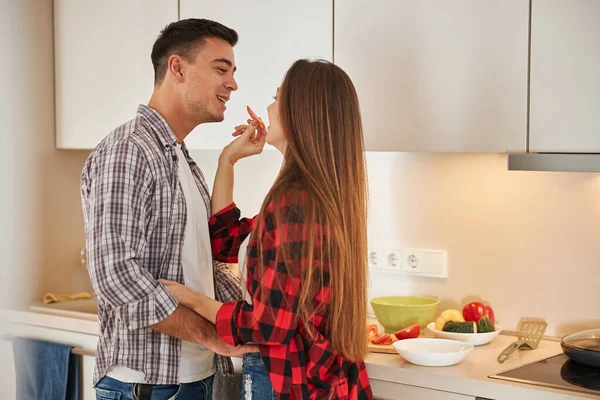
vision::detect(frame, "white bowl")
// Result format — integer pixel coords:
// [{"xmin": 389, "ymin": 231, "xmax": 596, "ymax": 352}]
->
[
  {"xmin": 427, "ymin": 322, "xmax": 502, "ymax": 346},
  {"xmin": 392, "ymin": 338, "xmax": 473, "ymax": 367}
]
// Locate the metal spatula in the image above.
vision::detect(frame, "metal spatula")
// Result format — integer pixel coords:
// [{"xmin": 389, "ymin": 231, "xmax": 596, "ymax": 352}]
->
[{"xmin": 497, "ymin": 318, "xmax": 548, "ymax": 363}]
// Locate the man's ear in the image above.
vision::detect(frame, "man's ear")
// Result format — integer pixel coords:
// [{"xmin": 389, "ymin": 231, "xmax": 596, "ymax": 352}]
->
[{"xmin": 168, "ymin": 55, "xmax": 185, "ymax": 81}]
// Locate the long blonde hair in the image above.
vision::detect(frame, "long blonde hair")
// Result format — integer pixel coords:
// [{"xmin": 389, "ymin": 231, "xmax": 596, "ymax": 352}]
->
[{"xmin": 251, "ymin": 59, "xmax": 368, "ymax": 362}]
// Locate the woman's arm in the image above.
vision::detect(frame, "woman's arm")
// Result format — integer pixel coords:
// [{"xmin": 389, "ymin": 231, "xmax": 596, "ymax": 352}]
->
[
  {"xmin": 209, "ymin": 204, "xmax": 256, "ymax": 263},
  {"xmin": 209, "ymin": 120, "xmax": 267, "ymax": 262},
  {"xmin": 161, "ymin": 280, "xmax": 222, "ymax": 324},
  {"xmin": 212, "ymin": 119, "xmax": 267, "ymax": 215},
  {"xmin": 211, "ymin": 155, "xmax": 235, "ymax": 215}
]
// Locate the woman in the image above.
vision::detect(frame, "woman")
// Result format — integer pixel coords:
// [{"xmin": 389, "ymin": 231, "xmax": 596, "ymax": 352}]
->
[{"xmin": 163, "ymin": 59, "xmax": 373, "ymax": 400}]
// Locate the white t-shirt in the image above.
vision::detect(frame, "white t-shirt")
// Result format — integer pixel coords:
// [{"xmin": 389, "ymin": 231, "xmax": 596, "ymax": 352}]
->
[
  {"xmin": 238, "ymin": 237, "xmax": 252, "ymax": 303},
  {"xmin": 106, "ymin": 143, "xmax": 215, "ymax": 383}
]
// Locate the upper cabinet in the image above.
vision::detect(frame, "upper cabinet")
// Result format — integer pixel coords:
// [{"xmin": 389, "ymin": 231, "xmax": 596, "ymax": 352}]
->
[
  {"xmin": 179, "ymin": 0, "xmax": 332, "ymax": 150},
  {"xmin": 59, "ymin": 1, "xmax": 600, "ymax": 154},
  {"xmin": 54, "ymin": 0, "xmax": 178, "ymax": 149},
  {"xmin": 529, "ymin": 0, "xmax": 600, "ymax": 153},
  {"xmin": 334, "ymin": 1, "xmax": 529, "ymax": 152}
]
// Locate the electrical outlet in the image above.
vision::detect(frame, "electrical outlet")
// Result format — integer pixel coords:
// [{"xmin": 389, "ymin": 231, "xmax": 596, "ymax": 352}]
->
[
  {"xmin": 369, "ymin": 246, "xmax": 448, "ymax": 278},
  {"xmin": 383, "ymin": 249, "xmax": 402, "ymax": 271},
  {"xmin": 402, "ymin": 249, "xmax": 424, "ymax": 273},
  {"xmin": 368, "ymin": 248, "xmax": 383, "ymax": 269}
]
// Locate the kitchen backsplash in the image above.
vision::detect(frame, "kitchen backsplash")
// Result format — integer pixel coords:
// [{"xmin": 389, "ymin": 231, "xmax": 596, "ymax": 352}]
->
[
  {"xmin": 362, "ymin": 152, "xmax": 600, "ymax": 337},
  {"xmin": 5, "ymin": 146, "xmax": 599, "ymax": 337}
]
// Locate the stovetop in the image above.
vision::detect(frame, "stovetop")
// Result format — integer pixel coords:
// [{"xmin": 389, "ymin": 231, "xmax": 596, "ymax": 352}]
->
[{"xmin": 490, "ymin": 354, "xmax": 600, "ymax": 396}]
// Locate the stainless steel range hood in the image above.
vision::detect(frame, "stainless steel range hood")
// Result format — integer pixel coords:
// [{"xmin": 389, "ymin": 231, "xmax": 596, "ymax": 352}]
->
[{"xmin": 508, "ymin": 153, "xmax": 600, "ymax": 172}]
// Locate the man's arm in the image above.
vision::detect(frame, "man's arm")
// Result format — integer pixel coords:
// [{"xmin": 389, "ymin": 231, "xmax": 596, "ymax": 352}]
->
[
  {"xmin": 151, "ymin": 305, "xmax": 257, "ymax": 357},
  {"xmin": 150, "ymin": 305, "xmax": 213, "ymax": 344},
  {"xmin": 84, "ymin": 139, "xmax": 177, "ymax": 330}
]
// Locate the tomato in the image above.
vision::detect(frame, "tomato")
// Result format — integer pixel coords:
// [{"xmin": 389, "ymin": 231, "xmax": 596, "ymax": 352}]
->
[
  {"xmin": 462, "ymin": 302, "xmax": 495, "ymax": 325},
  {"xmin": 394, "ymin": 324, "xmax": 421, "ymax": 340},
  {"xmin": 366, "ymin": 324, "xmax": 378, "ymax": 341},
  {"xmin": 372, "ymin": 333, "xmax": 394, "ymax": 345},
  {"xmin": 483, "ymin": 305, "xmax": 496, "ymax": 325},
  {"xmin": 462, "ymin": 302, "xmax": 485, "ymax": 322}
]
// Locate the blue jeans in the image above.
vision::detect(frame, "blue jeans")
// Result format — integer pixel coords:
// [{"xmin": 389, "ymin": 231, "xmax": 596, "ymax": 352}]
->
[
  {"xmin": 241, "ymin": 352, "xmax": 277, "ymax": 400},
  {"xmin": 95, "ymin": 374, "xmax": 214, "ymax": 400}
]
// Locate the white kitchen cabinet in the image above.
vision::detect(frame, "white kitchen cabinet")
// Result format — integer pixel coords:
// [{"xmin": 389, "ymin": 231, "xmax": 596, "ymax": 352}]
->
[
  {"xmin": 529, "ymin": 0, "xmax": 600, "ymax": 153},
  {"xmin": 371, "ymin": 379, "xmax": 476, "ymax": 400},
  {"xmin": 0, "ymin": 338, "xmax": 16, "ymax": 399},
  {"xmin": 54, "ymin": 0, "xmax": 178, "ymax": 149},
  {"xmin": 179, "ymin": 0, "xmax": 332, "ymax": 150},
  {"xmin": 335, "ymin": 1, "xmax": 529, "ymax": 153},
  {"xmin": 0, "ymin": 344, "xmax": 96, "ymax": 400},
  {"xmin": 81, "ymin": 354, "xmax": 97, "ymax": 400},
  {"xmin": 1, "ymin": 317, "xmax": 98, "ymax": 400}
]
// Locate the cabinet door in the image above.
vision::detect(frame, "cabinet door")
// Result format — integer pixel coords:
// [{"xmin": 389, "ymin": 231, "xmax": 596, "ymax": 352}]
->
[
  {"xmin": 81, "ymin": 354, "xmax": 96, "ymax": 400},
  {"xmin": 0, "ymin": 336, "xmax": 97, "ymax": 400},
  {"xmin": 0, "ymin": 338, "xmax": 16, "ymax": 399},
  {"xmin": 54, "ymin": 0, "xmax": 178, "ymax": 149},
  {"xmin": 529, "ymin": 0, "xmax": 600, "ymax": 153},
  {"xmin": 180, "ymin": 0, "xmax": 332, "ymax": 150},
  {"xmin": 371, "ymin": 379, "xmax": 476, "ymax": 400},
  {"xmin": 335, "ymin": 1, "xmax": 528, "ymax": 152}
]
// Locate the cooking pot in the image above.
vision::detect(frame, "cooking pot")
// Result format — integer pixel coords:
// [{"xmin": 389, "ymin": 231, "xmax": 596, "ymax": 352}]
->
[{"xmin": 561, "ymin": 328, "xmax": 600, "ymax": 368}]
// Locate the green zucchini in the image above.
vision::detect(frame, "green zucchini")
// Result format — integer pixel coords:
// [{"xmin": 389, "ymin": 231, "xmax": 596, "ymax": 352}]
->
[
  {"xmin": 477, "ymin": 316, "xmax": 495, "ymax": 333},
  {"xmin": 443, "ymin": 321, "xmax": 477, "ymax": 333}
]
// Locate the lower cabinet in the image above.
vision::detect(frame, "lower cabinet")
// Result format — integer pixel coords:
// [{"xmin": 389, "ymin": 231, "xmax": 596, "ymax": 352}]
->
[
  {"xmin": 81, "ymin": 354, "xmax": 97, "ymax": 400},
  {"xmin": 0, "ymin": 338, "xmax": 16, "ymax": 399},
  {"xmin": 1, "ymin": 318, "xmax": 98, "ymax": 400},
  {"xmin": 371, "ymin": 379, "xmax": 477, "ymax": 400}
]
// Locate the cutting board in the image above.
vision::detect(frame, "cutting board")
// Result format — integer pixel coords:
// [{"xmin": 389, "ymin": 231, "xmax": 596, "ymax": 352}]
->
[{"xmin": 367, "ymin": 342, "xmax": 397, "ymax": 354}]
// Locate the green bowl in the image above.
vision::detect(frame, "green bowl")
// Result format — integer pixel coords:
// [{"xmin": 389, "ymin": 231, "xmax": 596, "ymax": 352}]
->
[{"xmin": 370, "ymin": 296, "xmax": 439, "ymax": 333}]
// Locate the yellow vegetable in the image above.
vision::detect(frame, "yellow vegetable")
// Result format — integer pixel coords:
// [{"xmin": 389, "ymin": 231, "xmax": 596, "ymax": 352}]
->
[{"xmin": 435, "ymin": 309, "xmax": 465, "ymax": 331}]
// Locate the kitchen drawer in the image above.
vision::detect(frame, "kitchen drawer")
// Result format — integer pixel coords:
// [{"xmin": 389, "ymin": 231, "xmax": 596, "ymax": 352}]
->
[{"xmin": 371, "ymin": 379, "xmax": 476, "ymax": 400}]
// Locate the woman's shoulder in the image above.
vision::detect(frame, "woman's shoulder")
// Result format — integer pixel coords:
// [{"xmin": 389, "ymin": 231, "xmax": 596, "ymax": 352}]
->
[
  {"xmin": 261, "ymin": 189, "xmax": 310, "ymax": 231},
  {"xmin": 265, "ymin": 188, "xmax": 307, "ymax": 210}
]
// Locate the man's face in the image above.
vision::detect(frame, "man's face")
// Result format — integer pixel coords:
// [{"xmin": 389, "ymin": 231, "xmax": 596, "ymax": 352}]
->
[{"xmin": 181, "ymin": 37, "xmax": 238, "ymax": 124}]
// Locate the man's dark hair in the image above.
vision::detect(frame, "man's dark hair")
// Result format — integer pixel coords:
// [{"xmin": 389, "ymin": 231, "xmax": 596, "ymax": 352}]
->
[{"xmin": 151, "ymin": 18, "xmax": 238, "ymax": 84}]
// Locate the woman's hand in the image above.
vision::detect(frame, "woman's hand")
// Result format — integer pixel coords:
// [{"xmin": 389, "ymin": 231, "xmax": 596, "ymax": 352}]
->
[
  {"xmin": 233, "ymin": 106, "xmax": 266, "ymax": 140},
  {"xmin": 212, "ymin": 339, "xmax": 260, "ymax": 358},
  {"xmin": 160, "ymin": 279, "xmax": 198, "ymax": 310},
  {"xmin": 221, "ymin": 119, "xmax": 267, "ymax": 165}
]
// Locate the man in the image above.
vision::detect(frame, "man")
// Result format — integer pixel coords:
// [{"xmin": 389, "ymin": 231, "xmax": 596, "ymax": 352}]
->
[{"xmin": 81, "ymin": 19, "xmax": 255, "ymax": 400}]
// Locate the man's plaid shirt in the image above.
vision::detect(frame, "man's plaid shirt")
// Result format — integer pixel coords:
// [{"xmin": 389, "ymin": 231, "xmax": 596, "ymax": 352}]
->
[{"xmin": 80, "ymin": 105, "xmax": 241, "ymax": 386}]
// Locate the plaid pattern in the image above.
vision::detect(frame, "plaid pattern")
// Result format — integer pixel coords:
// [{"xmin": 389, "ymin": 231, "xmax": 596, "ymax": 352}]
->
[
  {"xmin": 210, "ymin": 197, "xmax": 373, "ymax": 400},
  {"xmin": 80, "ymin": 105, "xmax": 240, "ymax": 386}
]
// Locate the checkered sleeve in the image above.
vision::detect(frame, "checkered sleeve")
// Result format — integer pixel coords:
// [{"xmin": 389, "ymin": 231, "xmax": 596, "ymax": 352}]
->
[
  {"xmin": 209, "ymin": 202, "xmax": 257, "ymax": 263},
  {"xmin": 215, "ymin": 198, "xmax": 304, "ymax": 347},
  {"xmin": 86, "ymin": 139, "xmax": 178, "ymax": 330},
  {"xmin": 213, "ymin": 261, "xmax": 242, "ymax": 302}
]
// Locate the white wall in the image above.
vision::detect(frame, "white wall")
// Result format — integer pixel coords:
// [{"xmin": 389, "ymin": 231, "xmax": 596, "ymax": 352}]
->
[
  {"xmin": 1, "ymin": 1, "xmax": 598, "ymax": 338},
  {"xmin": 0, "ymin": 0, "xmax": 58, "ymax": 309},
  {"xmin": 201, "ymin": 151, "xmax": 600, "ymax": 337},
  {"xmin": 6, "ymin": 141, "xmax": 600, "ymax": 337},
  {"xmin": 0, "ymin": 1, "xmax": 56, "ymax": 397},
  {"xmin": 364, "ymin": 152, "xmax": 600, "ymax": 337}
]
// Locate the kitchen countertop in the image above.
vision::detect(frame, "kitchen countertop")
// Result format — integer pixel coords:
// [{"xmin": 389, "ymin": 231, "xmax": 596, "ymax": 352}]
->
[
  {"xmin": 0, "ymin": 306, "xmax": 99, "ymax": 336},
  {"xmin": 2, "ymin": 305, "xmax": 598, "ymax": 400},
  {"xmin": 366, "ymin": 333, "xmax": 598, "ymax": 400},
  {"xmin": 29, "ymin": 296, "xmax": 99, "ymax": 321}
]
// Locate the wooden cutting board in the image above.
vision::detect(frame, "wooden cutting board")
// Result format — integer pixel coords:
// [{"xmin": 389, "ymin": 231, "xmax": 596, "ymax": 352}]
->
[{"xmin": 367, "ymin": 342, "xmax": 397, "ymax": 354}]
